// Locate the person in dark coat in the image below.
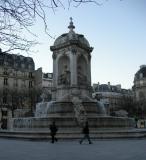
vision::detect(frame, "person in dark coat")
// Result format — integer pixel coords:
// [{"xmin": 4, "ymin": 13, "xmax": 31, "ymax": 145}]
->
[
  {"xmin": 135, "ymin": 117, "xmax": 138, "ymax": 128},
  {"xmin": 49, "ymin": 121, "xmax": 58, "ymax": 143},
  {"xmin": 79, "ymin": 121, "xmax": 92, "ymax": 144}
]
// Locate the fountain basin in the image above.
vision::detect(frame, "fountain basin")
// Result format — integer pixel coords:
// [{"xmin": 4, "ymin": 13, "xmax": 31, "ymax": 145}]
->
[{"xmin": 12, "ymin": 116, "xmax": 135, "ymax": 131}]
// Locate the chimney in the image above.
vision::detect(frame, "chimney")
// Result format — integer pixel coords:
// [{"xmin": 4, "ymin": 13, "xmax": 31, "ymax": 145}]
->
[{"xmin": 108, "ymin": 82, "xmax": 110, "ymax": 89}]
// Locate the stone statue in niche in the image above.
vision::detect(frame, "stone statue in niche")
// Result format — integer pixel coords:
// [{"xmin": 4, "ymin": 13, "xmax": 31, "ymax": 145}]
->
[
  {"xmin": 58, "ymin": 64, "xmax": 70, "ymax": 85},
  {"xmin": 77, "ymin": 65, "xmax": 87, "ymax": 85}
]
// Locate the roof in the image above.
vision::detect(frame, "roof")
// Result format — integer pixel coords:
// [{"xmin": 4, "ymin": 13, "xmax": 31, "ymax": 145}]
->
[
  {"xmin": 135, "ymin": 65, "xmax": 146, "ymax": 80},
  {"xmin": 53, "ymin": 32, "xmax": 90, "ymax": 48},
  {"xmin": 50, "ymin": 18, "xmax": 92, "ymax": 52},
  {"xmin": 94, "ymin": 84, "xmax": 121, "ymax": 92},
  {"xmin": 0, "ymin": 51, "xmax": 35, "ymax": 71}
]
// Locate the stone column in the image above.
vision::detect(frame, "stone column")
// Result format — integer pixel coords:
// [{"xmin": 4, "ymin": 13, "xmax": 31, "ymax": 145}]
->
[
  {"xmin": 70, "ymin": 49, "xmax": 77, "ymax": 86},
  {"xmin": 52, "ymin": 53, "xmax": 57, "ymax": 87},
  {"xmin": 52, "ymin": 53, "xmax": 58, "ymax": 100},
  {"xmin": 88, "ymin": 54, "xmax": 91, "ymax": 86},
  {"xmin": 0, "ymin": 109, "xmax": 1, "ymax": 129}
]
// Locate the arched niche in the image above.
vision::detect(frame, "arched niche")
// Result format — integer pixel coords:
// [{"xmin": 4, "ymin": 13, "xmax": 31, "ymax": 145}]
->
[
  {"xmin": 139, "ymin": 91, "xmax": 145, "ymax": 100},
  {"xmin": 58, "ymin": 55, "xmax": 70, "ymax": 85},
  {"xmin": 77, "ymin": 55, "xmax": 88, "ymax": 85}
]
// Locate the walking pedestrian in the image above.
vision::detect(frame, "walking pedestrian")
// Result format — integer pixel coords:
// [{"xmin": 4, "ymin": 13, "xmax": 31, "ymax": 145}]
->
[
  {"xmin": 49, "ymin": 121, "xmax": 58, "ymax": 143},
  {"xmin": 79, "ymin": 121, "xmax": 92, "ymax": 144},
  {"xmin": 135, "ymin": 117, "xmax": 138, "ymax": 128}
]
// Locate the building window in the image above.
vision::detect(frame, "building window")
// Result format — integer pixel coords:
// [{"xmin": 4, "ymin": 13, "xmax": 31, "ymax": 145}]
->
[
  {"xmin": 139, "ymin": 92, "xmax": 145, "ymax": 100},
  {"xmin": 14, "ymin": 79, "xmax": 18, "ymax": 87},
  {"xmin": 21, "ymin": 63, "xmax": 25, "ymax": 69},
  {"xmin": 140, "ymin": 80, "xmax": 143, "ymax": 85},
  {"xmin": 15, "ymin": 63, "xmax": 18, "ymax": 68},
  {"xmin": 4, "ymin": 78, "xmax": 8, "ymax": 85},
  {"xmin": 29, "ymin": 72, "xmax": 33, "ymax": 78},
  {"xmin": 4, "ymin": 61, "xmax": 8, "ymax": 66},
  {"xmin": 28, "ymin": 65, "xmax": 33, "ymax": 70},
  {"xmin": 140, "ymin": 73, "xmax": 143, "ymax": 78},
  {"xmin": 22, "ymin": 72, "xmax": 25, "ymax": 77},
  {"xmin": 3, "ymin": 96, "xmax": 7, "ymax": 104},
  {"xmin": 21, "ymin": 80, "xmax": 25, "ymax": 88},
  {"xmin": 3, "ymin": 68, "xmax": 8, "ymax": 75},
  {"xmin": 29, "ymin": 81, "xmax": 33, "ymax": 88}
]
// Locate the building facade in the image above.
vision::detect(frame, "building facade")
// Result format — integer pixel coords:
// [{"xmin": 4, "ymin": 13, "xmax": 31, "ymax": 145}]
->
[
  {"xmin": 35, "ymin": 67, "xmax": 53, "ymax": 102},
  {"xmin": 133, "ymin": 65, "xmax": 146, "ymax": 118},
  {"xmin": 93, "ymin": 82, "xmax": 133, "ymax": 115},
  {"xmin": 0, "ymin": 49, "xmax": 35, "ymax": 120},
  {"xmin": 134, "ymin": 65, "xmax": 146, "ymax": 101}
]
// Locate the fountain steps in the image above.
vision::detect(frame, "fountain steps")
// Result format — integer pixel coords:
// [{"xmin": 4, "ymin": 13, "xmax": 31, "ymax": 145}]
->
[{"xmin": 0, "ymin": 128, "xmax": 146, "ymax": 140}]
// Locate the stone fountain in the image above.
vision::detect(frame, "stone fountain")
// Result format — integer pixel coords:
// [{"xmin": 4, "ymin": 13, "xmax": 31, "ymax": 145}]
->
[{"xmin": 12, "ymin": 18, "xmax": 135, "ymax": 134}]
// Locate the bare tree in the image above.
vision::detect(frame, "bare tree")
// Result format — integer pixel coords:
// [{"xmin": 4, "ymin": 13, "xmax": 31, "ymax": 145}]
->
[{"xmin": 0, "ymin": 0, "xmax": 101, "ymax": 54}]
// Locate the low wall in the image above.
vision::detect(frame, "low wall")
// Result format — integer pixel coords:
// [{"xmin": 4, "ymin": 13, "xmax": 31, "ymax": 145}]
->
[{"xmin": 12, "ymin": 116, "xmax": 135, "ymax": 131}]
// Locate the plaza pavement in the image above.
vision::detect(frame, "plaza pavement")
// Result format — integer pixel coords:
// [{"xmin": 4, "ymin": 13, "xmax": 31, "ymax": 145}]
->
[{"xmin": 0, "ymin": 138, "xmax": 145, "ymax": 160}]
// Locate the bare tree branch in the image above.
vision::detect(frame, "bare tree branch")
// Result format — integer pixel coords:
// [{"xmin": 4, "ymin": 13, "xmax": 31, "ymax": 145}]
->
[{"xmin": 0, "ymin": 0, "xmax": 102, "ymax": 54}]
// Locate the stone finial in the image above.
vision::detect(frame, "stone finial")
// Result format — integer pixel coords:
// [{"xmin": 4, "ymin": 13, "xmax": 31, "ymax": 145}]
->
[{"xmin": 68, "ymin": 17, "xmax": 75, "ymax": 32}]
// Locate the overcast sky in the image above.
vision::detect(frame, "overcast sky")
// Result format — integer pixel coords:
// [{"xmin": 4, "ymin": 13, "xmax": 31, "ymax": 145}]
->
[{"xmin": 27, "ymin": 0, "xmax": 146, "ymax": 89}]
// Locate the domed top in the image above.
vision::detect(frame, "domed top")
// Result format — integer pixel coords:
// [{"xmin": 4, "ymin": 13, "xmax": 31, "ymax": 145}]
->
[
  {"xmin": 53, "ymin": 18, "xmax": 90, "ymax": 48},
  {"xmin": 135, "ymin": 65, "xmax": 146, "ymax": 80}
]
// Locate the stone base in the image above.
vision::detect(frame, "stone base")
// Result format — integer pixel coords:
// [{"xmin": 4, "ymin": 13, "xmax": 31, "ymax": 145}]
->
[
  {"xmin": 35, "ymin": 101, "xmax": 105, "ymax": 117},
  {"xmin": 12, "ymin": 101, "xmax": 135, "ymax": 132},
  {"xmin": 12, "ymin": 116, "xmax": 135, "ymax": 131}
]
